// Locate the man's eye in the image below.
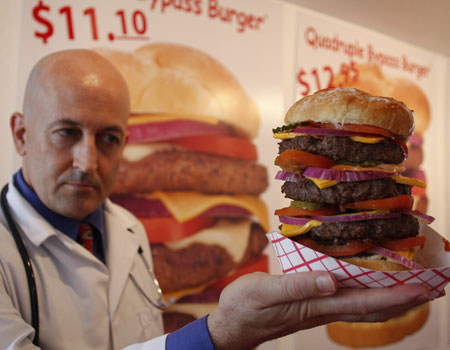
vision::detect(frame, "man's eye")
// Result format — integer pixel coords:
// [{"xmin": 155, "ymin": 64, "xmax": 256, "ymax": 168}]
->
[
  {"xmin": 102, "ymin": 134, "xmax": 120, "ymax": 145},
  {"xmin": 57, "ymin": 128, "xmax": 78, "ymax": 137}
]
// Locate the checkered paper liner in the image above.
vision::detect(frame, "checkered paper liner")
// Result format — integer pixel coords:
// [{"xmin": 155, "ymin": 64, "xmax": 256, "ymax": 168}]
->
[{"xmin": 266, "ymin": 224, "xmax": 450, "ymax": 300}]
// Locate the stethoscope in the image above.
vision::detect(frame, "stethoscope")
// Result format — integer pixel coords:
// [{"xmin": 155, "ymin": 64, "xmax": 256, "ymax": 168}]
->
[
  {"xmin": 1, "ymin": 184, "xmax": 175, "ymax": 347},
  {"xmin": 1, "ymin": 184, "xmax": 39, "ymax": 346}
]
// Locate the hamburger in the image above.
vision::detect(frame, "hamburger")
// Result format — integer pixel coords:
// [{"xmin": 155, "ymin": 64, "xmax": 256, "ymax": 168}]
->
[
  {"xmin": 272, "ymin": 88, "xmax": 434, "ymax": 347},
  {"xmin": 97, "ymin": 43, "xmax": 269, "ymax": 332}
]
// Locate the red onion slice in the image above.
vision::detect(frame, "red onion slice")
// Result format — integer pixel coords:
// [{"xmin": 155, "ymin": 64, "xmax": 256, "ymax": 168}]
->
[
  {"xmin": 110, "ymin": 196, "xmax": 171, "ymax": 217},
  {"xmin": 291, "ymin": 127, "xmax": 381, "ymax": 138},
  {"xmin": 402, "ymin": 210, "xmax": 435, "ymax": 224},
  {"xmin": 369, "ymin": 246, "xmax": 425, "ymax": 270},
  {"xmin": 111, "ymin": 195, "xmax": 251, "ymax": 218},
  {"xmin": 279, "ymin": 211, "xmax": 401, "ymax": 225},
  {"xmin": 275, "ymin": 171, "xmax": 300, "ymax": 182},
  {"xmin": 127, "ymin": 120, "xmax": 230, "ymax": 144},
  {"xmin": 303, "ymin": 167, "xmax": 394, "ymax": 182}
]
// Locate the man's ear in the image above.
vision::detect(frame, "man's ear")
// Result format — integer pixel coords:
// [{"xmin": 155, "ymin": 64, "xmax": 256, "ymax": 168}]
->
[{"xmin": 10, "ymin": 112, "xmax": 27, "ymax": 156}]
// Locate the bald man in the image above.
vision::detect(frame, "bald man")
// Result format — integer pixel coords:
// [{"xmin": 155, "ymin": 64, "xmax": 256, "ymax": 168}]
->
[{"xmin": 0, "ymin": 50, "xmax": 431, "ymax": 350}]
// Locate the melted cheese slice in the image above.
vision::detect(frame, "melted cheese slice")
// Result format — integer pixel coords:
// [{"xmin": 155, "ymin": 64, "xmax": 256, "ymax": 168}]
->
[
  {"xmin": 349, "ymin": 136, "xmax": 384, "ymax": 144},
  {"xmin": 281, "ymin": 221, "xmax": 322, "ymax": 236},
  {"xmin": 273, "ymin": 132, "xmax": 383, "ymax": 144},
  {"xmin": 122, "ymin": 143, "xmax": 182, "ymax": 162},
  {"xmin": 308, "ymin": 175, "xmax": 426, "ymax": 190},
  {"xmin": 395, "ymin": 248, "xmax": 415, "ymax": 260},
  {"xmin": 146, "ymin": 191, "xmax": 269, "ymax": 232},
  {"xmin": 165, "ymin": 219, "xmax": 252, "ymax": 264},
  {"xmin": 306, "ymin": 177, "xmax": 339, "ymax": 189},
  {"xmin": 391, "ymin": 176, "xmax": 426, "ymax": 188},
  {"xmin": 128, "ymin": 113, "xmax": 219, "ymax": 125}
]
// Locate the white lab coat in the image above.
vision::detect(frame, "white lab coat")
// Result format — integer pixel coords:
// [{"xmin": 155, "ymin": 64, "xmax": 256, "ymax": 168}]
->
[{"xmin": 0, "ymin": 180, "xmax": 168, "ymax": 349}]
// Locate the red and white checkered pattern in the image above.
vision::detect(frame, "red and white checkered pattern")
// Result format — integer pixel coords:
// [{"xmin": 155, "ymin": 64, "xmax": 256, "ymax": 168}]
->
[{"xmin": 267, "ymin": 231, "xmax": 450, "ymax": 300}]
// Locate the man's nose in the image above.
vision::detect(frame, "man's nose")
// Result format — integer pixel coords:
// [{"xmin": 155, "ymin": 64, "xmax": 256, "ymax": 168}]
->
[{"xmin": 73, "ymin": 135, "xmax": 98, "ymax": 173}]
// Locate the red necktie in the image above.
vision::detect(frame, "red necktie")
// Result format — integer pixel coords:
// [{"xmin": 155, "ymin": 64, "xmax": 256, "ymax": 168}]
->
[{"xmin": 78, "ymin": 223, "xmax": 94, "ymax": 254}]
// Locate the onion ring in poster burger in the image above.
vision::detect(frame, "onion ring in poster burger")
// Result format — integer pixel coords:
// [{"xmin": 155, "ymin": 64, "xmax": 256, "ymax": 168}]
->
[
  {"xmin": 271, "ymin": 88, "xmax": 440, "ymax": 347},
  {"xmin": 96, "ymin": 43, "xmax": 269, "ymax": 332}
]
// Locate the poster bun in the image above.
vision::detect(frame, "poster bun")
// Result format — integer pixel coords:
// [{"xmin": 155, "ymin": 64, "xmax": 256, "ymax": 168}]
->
[
  {"xmin": 137, "ymin": 43, "xmax": 261, "ymax": 138},
  {"xmin": 327, "ymin": 256, "xmax": 429, "ymax": 347},
  {"xmin": 333, "ymin": 63, "xmax": 388, "ymax": 96},
  {"xmin": 93, "ymin": 48, "xmax": 157, "ymax": 111},
  {"xmin": 285, "ymin": 88, "xmax": 414, "ymax": 140},
  {"xmin": 388, "ymin": 78, "xmax": 431, "ymax": 135},
  {"xmin": 327, "ymin": 303, "xmax": 430, "ymax": 348}
]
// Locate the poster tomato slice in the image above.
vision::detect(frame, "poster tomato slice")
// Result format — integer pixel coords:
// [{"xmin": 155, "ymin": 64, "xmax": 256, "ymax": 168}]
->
[
  {"xmin": 381, "ymin": 234, "xmax": 426, "ymax": 251},
  {"xmin": 275, "ymin": 149, "xmax": 336, "ymax": 171},
  {"xmin": 295, "ymin": 237, "xmax": 375, "ymax": 257},
  {"xmin": 343, "ymin": 195, "xmax": 414, "ymax": 211},
  {"xmin": 140, "ymin": 216, "xmax": 215, "ymax": 243},
  {"xmin": 168, "ymin": 135, "xmax": 257, "ymax": 161},
  {"xmin": 208, "ymin": 254, "xmax": 269, "ymax": 291}
]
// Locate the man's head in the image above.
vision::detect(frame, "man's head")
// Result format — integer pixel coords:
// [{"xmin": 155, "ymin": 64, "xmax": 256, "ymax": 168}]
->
[{"xmin": 11, "ymin": 49, "xmax": 130, "ymax": 221}]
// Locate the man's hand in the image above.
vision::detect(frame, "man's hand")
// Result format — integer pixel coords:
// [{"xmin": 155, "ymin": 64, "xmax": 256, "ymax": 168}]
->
[{"xmin": 207, "ymin": 271, "xmax": 430, "ymax": 350}]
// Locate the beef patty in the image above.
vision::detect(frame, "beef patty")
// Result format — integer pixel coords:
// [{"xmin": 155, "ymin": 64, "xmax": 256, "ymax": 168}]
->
[
  {"xmin": 282, "ymin": 177, "xmax": 411, "ymax": 207},
  {"xmin": 303, "ymin": 214, "xmax": 419, "ymax": 245},
  {"xmin": 279, "ymin": 135, "xmax": 405, "ymax": 164},
  {"xmin": 152, "ymin": 222, "xmax": 267, "ymax": 293},
  {"xmin": 113, "ymin": 150, "xmax": 268, "ymax": 195}
]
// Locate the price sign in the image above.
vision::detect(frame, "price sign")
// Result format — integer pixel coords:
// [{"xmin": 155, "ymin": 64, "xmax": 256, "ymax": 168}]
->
[
  {"xmin": 296, "ymin": 61, "xmax": 358, "ymax": 96},
  {"xmin": 32, "ymin": 0, "xmax": 150, "ymax": 44}
]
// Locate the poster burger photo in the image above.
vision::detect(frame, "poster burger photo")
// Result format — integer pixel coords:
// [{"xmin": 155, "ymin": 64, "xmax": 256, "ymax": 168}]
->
[
  {"xmin": 268, "ymin": 88, "xmax": 450, "ymax": 347},
  {"xmin": 96, "ymin": 43, "xmax": 270, "ymax": 332}
]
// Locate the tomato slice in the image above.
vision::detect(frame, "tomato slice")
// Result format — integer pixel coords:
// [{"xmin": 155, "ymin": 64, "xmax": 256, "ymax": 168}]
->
[
  {"xmin": 443, "ymin": 237, "xmax": 450, "ymax": 252},
  {"xmin": 208, "ymin": 254, "xmax": 269, "ymax": 291},
  {"xmin": 320, "ymin": 123, "xmax": 396, "ymax": 139},
  {"xmin": 343, "ymin": 195, "xmax": 414, "ymax": 211},
  {"xmin": 168, "ymin": 135, "xmax": 257, "ymax": 161},
  {"xmin": 274, "ymin": 206, "xmax": 340, "ymax": 217},
  {"xmin": 275, "ymin": 149, "xmax": 336, "ymax": 171},
  {"xmin": 295, "ymin": 237, "xmax": 375, "ymax": 257},
  {"xmin": 139, "ymin": 216, "xmax": 215, "ymax": 243},
  {"xmin": 381, "ymin": 234, "xmax": 426, "ymax": 251}
]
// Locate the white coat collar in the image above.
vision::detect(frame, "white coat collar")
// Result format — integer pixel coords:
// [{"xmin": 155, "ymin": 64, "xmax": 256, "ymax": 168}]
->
[
  {"xmin": 6, "ymin": 177, "xmax": 58, "ymax": 246},
  {"xmin": 6, "ymin": 178, "xmax": 151, "ymax": 318}
]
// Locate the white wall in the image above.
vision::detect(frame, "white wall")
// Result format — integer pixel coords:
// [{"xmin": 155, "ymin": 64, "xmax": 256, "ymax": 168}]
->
[{"xmin": 0, "ymin": 0, "xmax": 22, "ymax": 183}]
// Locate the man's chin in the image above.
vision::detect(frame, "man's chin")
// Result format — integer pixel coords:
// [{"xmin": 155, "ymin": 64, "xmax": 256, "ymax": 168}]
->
[{"xmin": 54, "ymin": 193, "xmax": 104, "ymax": 220}]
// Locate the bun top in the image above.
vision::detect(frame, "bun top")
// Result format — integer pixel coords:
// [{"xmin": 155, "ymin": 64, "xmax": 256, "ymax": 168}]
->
[
  {"xmin": 96, "ymin": 43, "xmax": 260, "ymax": 138},
  {"xmin": 285, "ymin": 88, "xmax": 415, "ymax": 140}
]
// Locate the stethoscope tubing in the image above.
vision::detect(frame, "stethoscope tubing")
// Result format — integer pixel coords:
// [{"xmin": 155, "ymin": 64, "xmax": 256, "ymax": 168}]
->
[{"xmin": 1, "ymin": 184, "xmax": 39, "ymax": 346}]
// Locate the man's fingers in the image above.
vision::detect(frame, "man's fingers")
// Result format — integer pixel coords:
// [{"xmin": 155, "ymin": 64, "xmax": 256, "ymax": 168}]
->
[
  {"xmin": 302, "ymin": 284, "xmax": 430, "ymax": 319},
  {"xmin": 246, "ymin": 271, "xmax": 338, "ymax": 306}
]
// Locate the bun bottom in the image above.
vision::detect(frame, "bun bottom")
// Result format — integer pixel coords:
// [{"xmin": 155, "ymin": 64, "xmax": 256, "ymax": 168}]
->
[
  {"xmin": 340, "ymin": 256, "xmax": 411, "ymax": 271},
  {"xmin": 326, "ymin": 302, "xmax": 430, "ymax": 348}
]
